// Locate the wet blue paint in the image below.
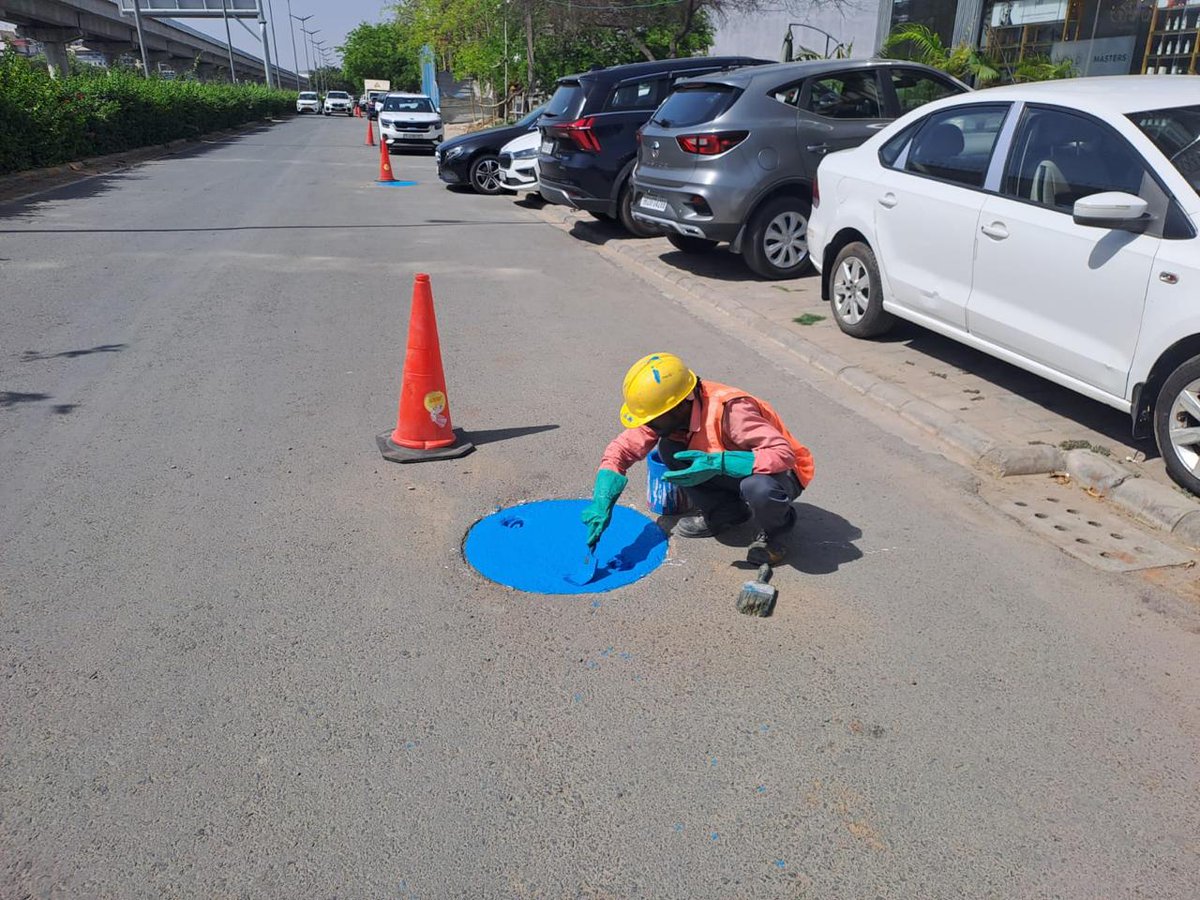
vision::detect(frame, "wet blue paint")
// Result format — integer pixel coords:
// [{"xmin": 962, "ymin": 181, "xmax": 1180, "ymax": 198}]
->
[
  {"xmin": 464, "ymin": 500, "xmax": 668, "ymax": 595},
  {"xmin": 646, "ymin": 449, "xmax": 690, "ymax": 516},
  {"xmin": 376, "ymin": 180, "xmax": 419, "ymax": 187}
]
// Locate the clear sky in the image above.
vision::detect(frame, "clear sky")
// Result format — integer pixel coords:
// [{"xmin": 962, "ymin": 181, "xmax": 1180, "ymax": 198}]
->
[{"xmin": 185, "ymin": 0, "xmax": 390, "ymax": 75}]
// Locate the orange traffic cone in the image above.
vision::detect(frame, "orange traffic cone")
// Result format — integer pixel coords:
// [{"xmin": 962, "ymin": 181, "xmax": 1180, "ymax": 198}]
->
[
  {"xmin": 354, "ymin": 103, "xmax": 361, "ymax": 118},
  {"xmin": 378, "ymin": 138, "xmax": 395, "ymax": 183},
  {"xmin": 365, "ymin": 117, "xmax": 375, "ymax": 146},
  {"xmin": 377, "ymin": 274, "xmax": 474, "ymax": 463}
]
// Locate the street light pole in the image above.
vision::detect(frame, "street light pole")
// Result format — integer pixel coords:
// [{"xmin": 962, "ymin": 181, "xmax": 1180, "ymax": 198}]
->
[
  {"xmin": 265, "ymin": 0, "xmax": 282, "ymax": 86},
  {"xmin": 303, "ymin": 27, "xmax": 319, "ymax": 85},
  {"xmin": 285, "ymin": 2, "xmax": 304, "ymax": 90},
  {"xmin": 292, "ymin": 16, "xmax": 313, "ymax": 87},
  {"xmin": 130, "ymin": 0, "xmax": 151, "ymax": 78},
  {"xmin": 220, "ymin": 0, "xmax": 237, "ymax": 83}
]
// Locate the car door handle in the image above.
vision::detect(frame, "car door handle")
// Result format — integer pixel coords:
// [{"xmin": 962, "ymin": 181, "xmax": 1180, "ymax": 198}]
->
[
  {"xmin": 980, "ymin": 222, "xmax": 1009, "ymax": 240},
  {"xmin": 807, "ymin": 143, "xmax": 830, "ymax": 154},
  {"xmin": 878, "ymin": 193, "xmax": 897, "ymax": 209}
]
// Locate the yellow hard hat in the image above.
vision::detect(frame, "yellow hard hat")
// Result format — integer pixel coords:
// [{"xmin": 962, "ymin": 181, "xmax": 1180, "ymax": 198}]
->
[{"xmin": 619, "ymin": 353, "xmax": 698, "ymax": 428}]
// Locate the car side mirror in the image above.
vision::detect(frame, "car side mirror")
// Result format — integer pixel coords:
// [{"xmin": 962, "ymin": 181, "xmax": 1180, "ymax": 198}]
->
[{"xmin": 1073, "ymin": 192, "xmax": 1151, "ymax": 233}]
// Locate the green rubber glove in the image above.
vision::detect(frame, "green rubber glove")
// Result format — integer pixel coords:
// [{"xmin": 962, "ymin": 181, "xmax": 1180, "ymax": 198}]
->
[
  {"xmin": 581, "ymin": 469, "xmax": 628, "ymax": 548},
  {"xmin": 661, "ymin": 450, "xmax": 755, "ymax": 487}
]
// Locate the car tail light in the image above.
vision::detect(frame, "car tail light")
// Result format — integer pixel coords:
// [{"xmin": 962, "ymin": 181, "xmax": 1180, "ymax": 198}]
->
[
  {"xmin": 812, "ymin": 173, "xmax": 820, "ymax": 208},
  {"xmin": 676, "ymin": 131, "xmax": 748, "ymax": 155},
  {"xmin": 548, "ymin": 117, "xmax": 601, "ymax": 153}
]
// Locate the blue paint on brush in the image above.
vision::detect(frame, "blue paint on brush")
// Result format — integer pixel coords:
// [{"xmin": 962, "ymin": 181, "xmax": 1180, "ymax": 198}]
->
[{"xmin": 464, "ymin": 500, "xmax": 668, "ymax": 595}]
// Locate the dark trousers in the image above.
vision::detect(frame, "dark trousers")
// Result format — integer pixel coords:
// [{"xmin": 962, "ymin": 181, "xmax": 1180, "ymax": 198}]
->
[{"xmin": 658, "ymin": 437, "xmax": 801, "ymax": 535}]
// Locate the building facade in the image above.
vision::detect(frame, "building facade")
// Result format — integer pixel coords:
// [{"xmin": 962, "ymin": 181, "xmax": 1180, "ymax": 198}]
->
[{"xmin": 713, "ymin": 0, "xmax": 1194, "ymax": 77}]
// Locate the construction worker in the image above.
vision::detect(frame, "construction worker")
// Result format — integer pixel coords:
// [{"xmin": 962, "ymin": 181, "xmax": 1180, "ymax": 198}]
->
[{"xmin": 583, "ymin": 353, "xmax": 814, "ymax": 565}]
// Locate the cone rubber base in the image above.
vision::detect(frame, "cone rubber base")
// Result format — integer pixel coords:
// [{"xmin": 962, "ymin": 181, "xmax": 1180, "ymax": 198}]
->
[{"xmin": 377, "ymin": 429, "xmax": 475, "ymax": 463}]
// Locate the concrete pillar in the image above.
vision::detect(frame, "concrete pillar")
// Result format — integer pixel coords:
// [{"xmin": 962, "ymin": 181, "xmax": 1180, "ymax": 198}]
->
[{"xmin": 17, "ymin": 26, "xmax": 80, "ymax": 79}]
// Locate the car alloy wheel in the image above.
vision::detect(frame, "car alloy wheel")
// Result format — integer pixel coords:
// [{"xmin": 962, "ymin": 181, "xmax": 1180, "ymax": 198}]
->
[
  {"xmin": 828, "ymin": 241, "xmax": 893, "ymax": 339},
  {"xmin": 1154, "ymin": 356, "xmax": 1200, "ymax": 497},
  {"xmin": 832, "ymin": 256, "xmax": 869, "ymax": 325},
  {"xmin": 743, "ymin": 195, "xmax": 813, "ymax": 280},
  {"xmin": 763, "ymin": 210, "xmax": 808, "ymax": 270},
  {"xmin": 470, "ymin": 156, "xmax": 503, "ymax": 195}
]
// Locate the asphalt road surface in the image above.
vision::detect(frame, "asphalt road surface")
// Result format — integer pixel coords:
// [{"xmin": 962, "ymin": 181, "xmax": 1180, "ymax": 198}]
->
[{"xmin": 2, "ymin": 119, "xmax": 1198, "ymax": 899}]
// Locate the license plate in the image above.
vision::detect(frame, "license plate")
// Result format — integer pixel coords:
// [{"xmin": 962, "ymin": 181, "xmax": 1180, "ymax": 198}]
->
[
  {"xmin": 399, "ymin": 132, "xmax": 423, "ymax": 139},
  {"xmin": 638, "ymin": 195, "xmax": 668, "ymax": 213},
  {"xmin": 540, "ymin": 139, "xmax": 554, "ymax": 155}
]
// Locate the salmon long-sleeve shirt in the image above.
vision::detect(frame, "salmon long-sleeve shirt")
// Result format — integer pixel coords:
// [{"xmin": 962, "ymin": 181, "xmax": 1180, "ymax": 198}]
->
[{"xmin": 599, "ymin": 396, "xmax": 796, "ymax": 476}]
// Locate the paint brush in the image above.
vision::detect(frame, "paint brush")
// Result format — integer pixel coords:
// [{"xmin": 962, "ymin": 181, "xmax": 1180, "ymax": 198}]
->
[
  {"xmin": 737, "ymin": 564, "xmax": 777, "ymax": 617},
  {"xmin": 564, "ymin": 542, "xmax": 599, "ymax": 586}
]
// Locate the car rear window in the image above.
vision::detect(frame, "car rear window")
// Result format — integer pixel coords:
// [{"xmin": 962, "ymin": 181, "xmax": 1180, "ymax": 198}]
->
[
  {"xmin": 328, "ymin": 92, "xmax": 349, "ymax": 99},
  {"xmin": 651, "ymin": 84, "xmax": 743, "ymax": 128},
  {"xmin": 543, "ymin": 81, "xmax": 586, "ymax": 120},
  {"xmin": 1130, "ymin": 104, "xmax": 1200, "ymax": 197},
  {"xmin": 299, "ymin": 92, "xmax": 317, "ymax": 100},
  {"xmin": 383, "ymin": 97, "xmax": 434, "ymax": 113}
]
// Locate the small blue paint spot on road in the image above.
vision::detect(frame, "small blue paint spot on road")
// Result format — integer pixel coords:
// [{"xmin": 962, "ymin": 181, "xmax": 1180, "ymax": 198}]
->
[
  {"xmin": 710, "ymin": 832, "xmax": 719, "ymax": 842},
  {"xmin": 774, "ymin": 860, "xmax": 786, "ymax": 869},
  {"xmin": 756, "ymin": 784, "xmax": 767, "ymax": 794},
  {"xmin": 376, "ymin": 180, "xmax": 419, "ymax": 187},
  {"xmin": 673, "ymin": 823, "xmax": 684, "ymax": 833}
]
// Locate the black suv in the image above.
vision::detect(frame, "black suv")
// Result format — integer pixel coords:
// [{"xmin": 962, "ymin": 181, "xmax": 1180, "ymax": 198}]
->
[{"xmin": 538, "ymin": 56, "xmax": 770, "ymax": 236}]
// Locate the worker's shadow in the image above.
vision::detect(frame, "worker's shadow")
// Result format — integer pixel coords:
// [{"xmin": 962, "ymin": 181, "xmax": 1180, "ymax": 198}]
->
[{"xmin": 711, "ymin": 502, "xmax": 863, "ymax": 575}]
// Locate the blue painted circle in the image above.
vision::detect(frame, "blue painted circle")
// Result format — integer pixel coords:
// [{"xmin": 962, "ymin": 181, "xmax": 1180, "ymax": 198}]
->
[
  {"xmin": 464, "ymin": 499, "xmax": 668, "ymax": 595},
  {"xmin": 376, "ymin": 180, "xmax": 419, "ymax": 187}
]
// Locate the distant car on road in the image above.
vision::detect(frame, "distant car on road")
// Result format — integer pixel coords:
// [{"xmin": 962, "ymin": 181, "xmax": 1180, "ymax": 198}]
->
[
  {"xmin": 378, "ymin": 93, "xmax": 444, "ymax": 152},
  {"xmin": 436, "ymin": 105, "xmax": 546, "ymax": 195},
  {"xmin": 323, "ymin": 91, "xmax": 353, "ymax": 116},
  {"xmin": 296, "ymin": 91, "xmax": 319, "ymax": 114},
  {"xmin": 632, "ymin": 60, "xmax": 968, "ymax": 278},
  {"xmin": 807, "ymin": 77, "xmax": 1200, "ymax": 495},
  {"xmin": 498, "ymin": 129, "xmax": 541, "ymax": 197}
]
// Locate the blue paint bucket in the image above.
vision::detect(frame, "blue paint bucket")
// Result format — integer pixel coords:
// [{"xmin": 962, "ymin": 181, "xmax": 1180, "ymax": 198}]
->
[{"xmin": 646, "ymin": 449, "xmax": 690, "ymax": 516}]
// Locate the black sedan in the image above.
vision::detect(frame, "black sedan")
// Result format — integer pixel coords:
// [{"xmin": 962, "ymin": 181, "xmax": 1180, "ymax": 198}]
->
[{"xmin": 435, "ymin": 105, "xmax": 545, "ymax": 195}]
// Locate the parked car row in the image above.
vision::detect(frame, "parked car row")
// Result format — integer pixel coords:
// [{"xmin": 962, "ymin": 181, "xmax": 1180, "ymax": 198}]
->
[
  {"xmin": 808, "ymin": 76, "xmax": 1200, "ymax": 495},
  {"xmin": 294, "ymin": 91, "xmax": 363, "ymax": 117},
  {"xmin": 430, "ymin": 58, "xmax": 1200, "ymax": 496}
]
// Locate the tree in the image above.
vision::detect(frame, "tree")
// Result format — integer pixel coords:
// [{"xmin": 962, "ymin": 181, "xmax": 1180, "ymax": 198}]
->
[
  {"xmin": 339, "ymin": 21, "xmax": 421, "ymax": 94},
  {"xmin": 882, "ymin": 22, "xmax": 1073, "ymax": 85},
  {"xmin": 310, "ymin": 65, "xmax": 355, "ymax": 93}
]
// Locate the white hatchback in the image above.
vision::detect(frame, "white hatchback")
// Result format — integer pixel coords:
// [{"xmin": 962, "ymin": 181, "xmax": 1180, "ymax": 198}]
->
[{"xmin": 808, "ymin": 77, "xmax": 1200, "ymax": 495}]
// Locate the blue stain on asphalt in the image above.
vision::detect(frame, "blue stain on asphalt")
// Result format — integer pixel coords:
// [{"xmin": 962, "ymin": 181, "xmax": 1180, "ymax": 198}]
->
[
  {"xmin": 376, "ymin": 180, "xmax": 419, "ymax": 187},
  {"xmin": 673, "ymin": 823, "xmax": 684, "ymax": 833},
  {"xmin": 774, "ymin": 860, "xmax": 786, "ymax": 869},
  {"xmin": 710, "ymin": 832, "xmax": 720, "ymax": 842},
  {"xmin": 464, "ymin": 500, "xmax": 668, "ymax": 595},
  {"xmin": 756, "ymin": 784, "xmax": 767, "ymax": 794},
  {"xmin": 710, "ymin": 758, "xmax": 718, "ymax": 767}
]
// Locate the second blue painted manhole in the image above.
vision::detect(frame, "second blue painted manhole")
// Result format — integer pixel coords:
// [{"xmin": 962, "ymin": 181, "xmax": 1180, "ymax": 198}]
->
[{"xmin": 464, "ymin": 499, "xmax": 668, "ymax": 595}]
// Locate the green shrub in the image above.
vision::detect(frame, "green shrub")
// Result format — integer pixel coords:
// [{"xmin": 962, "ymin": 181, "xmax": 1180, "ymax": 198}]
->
[{"xmin": 0, "ymin": 55, "xmax": 296, "ymax": 175}]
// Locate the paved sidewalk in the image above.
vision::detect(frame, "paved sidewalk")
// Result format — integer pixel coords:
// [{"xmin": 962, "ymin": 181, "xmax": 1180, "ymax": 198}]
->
[{"xmin": 531, "ymin": 202, "xmax": 1200, "ymax": 547}]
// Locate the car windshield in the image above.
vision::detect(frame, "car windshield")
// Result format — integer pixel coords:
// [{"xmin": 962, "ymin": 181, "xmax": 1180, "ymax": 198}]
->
[
  {"xmin": 1130, "ymin": 104, "xmax": 1200, "ymax": 197},
  {"xmin": 327, "ymin": 92, "xmax": 349, "ymax": 99},
  {"xmin": 651, "ymin": 84, "xmax": 741, "ymax": 128},
  {"xmin": 299, "ymin": 92, "xmax": 317, "ymax": 100},
  {"xmin": 383, "ymin": 96, "xmax": 434, "ymax": 113}
]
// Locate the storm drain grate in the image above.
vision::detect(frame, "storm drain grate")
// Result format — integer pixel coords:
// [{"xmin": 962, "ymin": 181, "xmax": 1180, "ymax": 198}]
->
[{"xmin": 992, "ymin": 485, "xmax": 1193, "ymax": 573}]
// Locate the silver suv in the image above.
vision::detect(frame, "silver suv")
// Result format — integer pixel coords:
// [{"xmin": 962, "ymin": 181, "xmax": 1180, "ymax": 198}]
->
[{"xmin": 632, "ymin": 60, "xmax": 967, "ymax": 279}]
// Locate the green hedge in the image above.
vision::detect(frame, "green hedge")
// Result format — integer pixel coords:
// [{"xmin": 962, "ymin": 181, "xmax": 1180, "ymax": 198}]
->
[{"xmin": 0, "ymin": 54, "xmax": 297, "ymax": 175}]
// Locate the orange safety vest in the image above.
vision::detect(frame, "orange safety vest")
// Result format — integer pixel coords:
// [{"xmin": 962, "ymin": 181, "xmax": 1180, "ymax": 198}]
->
[{"xmin": 686, "ymin": 380, "xmax": 814, "ymax": 488}]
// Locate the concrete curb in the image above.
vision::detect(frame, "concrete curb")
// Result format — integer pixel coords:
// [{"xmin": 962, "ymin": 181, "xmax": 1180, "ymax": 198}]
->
[
  {"xmin": 0, "ymin": 117, "xmax": 287, "ymax": 204},
  {"xmin": 530, "ymin": 204, "xmax": 1200, "ymax": 550}
]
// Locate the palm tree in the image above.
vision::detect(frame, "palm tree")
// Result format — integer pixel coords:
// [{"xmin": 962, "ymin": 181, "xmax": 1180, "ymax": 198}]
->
[{"xmin": 882, "ymin": 23, "xmax": 1001, "ymax": 86}]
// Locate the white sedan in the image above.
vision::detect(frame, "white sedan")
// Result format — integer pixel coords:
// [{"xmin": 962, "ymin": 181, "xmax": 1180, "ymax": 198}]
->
[
  {"xmin": 498, "ymin": 129, "xmax": 540, "ymax": 195},
  {"xmin": 809, "ymin": 77, "xmax": 1200, "ymax": 494}
]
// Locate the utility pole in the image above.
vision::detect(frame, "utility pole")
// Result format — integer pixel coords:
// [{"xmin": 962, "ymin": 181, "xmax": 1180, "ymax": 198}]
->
[
  {"xmin": 303, "ymin": 27, "xmax": 319, "ymax": 85},
  {"xmin": 255, "ymin": 0, "xmax": 273, "ymax": 87}
]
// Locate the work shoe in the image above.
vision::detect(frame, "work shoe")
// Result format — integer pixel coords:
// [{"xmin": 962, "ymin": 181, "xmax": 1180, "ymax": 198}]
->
[
  {"xmin": 747, "ymin": 508, "xmax": 797, "ymax": 565},
  {"xmin": 674, "ymin": 504, "xmax": 751, "ymax": 538}
]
